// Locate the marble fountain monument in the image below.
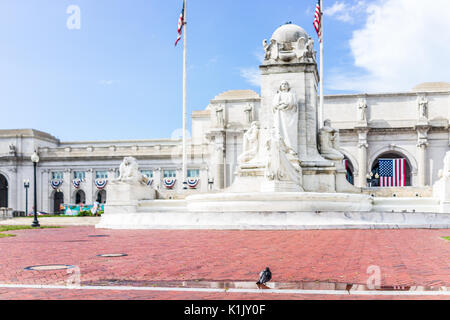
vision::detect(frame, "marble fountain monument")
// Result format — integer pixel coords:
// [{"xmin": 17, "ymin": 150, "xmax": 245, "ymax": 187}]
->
[{"xmin": 97, "ymin": 23, "xmax": 450, "ymax": 230}]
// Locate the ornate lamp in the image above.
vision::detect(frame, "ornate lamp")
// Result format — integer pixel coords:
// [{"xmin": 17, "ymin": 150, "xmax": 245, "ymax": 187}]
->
[
  {"xmin": 31, "ymin": 151, "xmax": 40, "ymax": 228},
  {"xmin": 23, "ymin": 179, "xmax": 30, "ymax": 216}
]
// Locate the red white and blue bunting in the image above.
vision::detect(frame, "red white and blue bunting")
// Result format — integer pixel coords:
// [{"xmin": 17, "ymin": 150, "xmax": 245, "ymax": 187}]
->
[
  {"xmin": 187, "ymin": 178, "xmax": 200, "ymax": 189},
  {"xmin": 72, "ymin": 179, "xmax": 82, "ymax": 189},
  {"xmin": 50, "ymin": 180, "xmax": 63, "ymax": 190},
  {"xmin": 163, "ymin": 178, "xmax": 176, "ymax": 189},
  {"xmin": 95, "ymin": 179, "xmax": 108, "ymax": 190}
]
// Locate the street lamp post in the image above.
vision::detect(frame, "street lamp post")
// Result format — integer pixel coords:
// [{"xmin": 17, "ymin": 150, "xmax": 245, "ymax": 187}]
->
[
  {"xmin": 23, "ymin": 180, "xmax": 30, "ymax": 216},
  {"xmin": 31, "ymin": 151, "xmax": 40, "ymax": 228},
  {"xmin": 366, "ymin": 173, "xmax": 373, "ymax": 187},
  {"xmin": 208, "ymin": 178, "xmax": 214, "ymax": 191}
]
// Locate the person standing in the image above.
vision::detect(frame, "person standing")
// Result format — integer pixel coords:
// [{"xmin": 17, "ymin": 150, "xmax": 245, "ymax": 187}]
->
[{"xmin": 91, "ymin": 201, "xmax": 99, "ymax": 216}]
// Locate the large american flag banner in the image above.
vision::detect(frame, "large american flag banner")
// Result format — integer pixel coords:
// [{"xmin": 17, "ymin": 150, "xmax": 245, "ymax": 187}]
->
[
  {"xmin": 378, "ymin": 159, "xmax": 406, "ymax": 187},
  {"xmin": 175, "ymin": 0, "xmax": 185, "ymax": 47},
  {"xmin": 313, "ymin": 0, "xmax": 322, "ymax": 43}
]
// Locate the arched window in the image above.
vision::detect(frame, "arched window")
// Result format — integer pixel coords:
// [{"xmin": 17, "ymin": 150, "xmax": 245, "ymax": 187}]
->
[
  {"xmin": 96, "ymin": 190, "xmax": 107, "ymax": 204},
  {"xmin": 53, "ymin": 191, "xmax": 64, "ymax": 214},
  {"xmin": 343, "ymin": 158, "xmax": 355, "ymax": 185},
  {"xmin": 0, "ymin": 174, "xmax": 8, "ymax": 208},
  {"xmin": 75, "ymin": 190, "xmax": 86, "ymax": 205},
  {"xmin": 371, "ymin": 152, "xmax": 412, "ymax": 187}
]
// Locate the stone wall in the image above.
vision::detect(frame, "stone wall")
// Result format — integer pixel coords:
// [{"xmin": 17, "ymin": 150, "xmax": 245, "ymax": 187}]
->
[{"xmin": 362, "ymin": 187, "xmax": 433, "ymax": 198}]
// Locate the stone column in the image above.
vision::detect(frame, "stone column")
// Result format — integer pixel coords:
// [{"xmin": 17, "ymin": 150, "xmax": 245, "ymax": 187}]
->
[
  {"xmin": 417, "ymin": 144, "xmax": 427, "ymax": 187},
  {"xmin": 153, "ymin": 168, "xmax": 162, "ymax": 191},
  {"xmin": 86, "ymin": 169, "xmax": 94, "ymax": 205},
  {"xmin": 107, "ymin": 168, "xmax": 116, "ymax": 202},
  {"xmin": 214, "ymin": 144, "xmax": 225, "ymax": 190},
  {"xmin": 41, "ymin": 169, "xmax": 50, "ymax": 213},
  {"xmin": 176, "ymin": 167, "xmax": 183, "ymax": 192},
  {"xmin": 356, "ymin": 128, "xmax": 369, "ymax": 188},
  {"xmin": 208, "ymin": 131, "xmax": 226, "ymax": 190},
  {"xmin": 416, "ymin": 125, "xmax": 430, "ymax": 187},
  {"xmin": 7, "ymin": 167, "xmax": 17, "ymax": 211},
  {"xmin": 63, "ymin": 169, "xmax": 72, "ymax": 204},
  {"xmin": 199, "ymin": 166, "xmax": 208, "ymax": 193}
]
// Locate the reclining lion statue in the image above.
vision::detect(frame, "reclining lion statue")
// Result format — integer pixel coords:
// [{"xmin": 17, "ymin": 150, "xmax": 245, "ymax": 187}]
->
[{"xmin": 117, "ymin": 157, "xmax": 149, "ymax": 185}]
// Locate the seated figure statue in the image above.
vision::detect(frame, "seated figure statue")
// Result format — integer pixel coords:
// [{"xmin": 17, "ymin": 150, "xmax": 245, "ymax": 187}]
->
[
  {"xmin": 439, "ymin": 151, "xmax": 450, "ymax": 178},
  {"xmin": 319, "ymin": 119, "xmax": 344, "ymax": 161},
  {"xmin": 238, "ymin": 121, "xmax": 260, "ymax": 164},
  {"xmin": 117, "ymin": 157, "xmax": 149, "ymax": 185}
]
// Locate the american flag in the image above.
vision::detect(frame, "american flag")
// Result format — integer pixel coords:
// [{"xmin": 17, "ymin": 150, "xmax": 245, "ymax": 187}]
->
[
  {"xmin": 313, "ymin": 0, "xmax": 322, "ymax": 43},
  {"xmin": 175, "ymin": 0, "xmax": 185, "ymax": 47},
  {"xmin": 378, "ymin": 159, "xmax": 406, "ymax": 187}
]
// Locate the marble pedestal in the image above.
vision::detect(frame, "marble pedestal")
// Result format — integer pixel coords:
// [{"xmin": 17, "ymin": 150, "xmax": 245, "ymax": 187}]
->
[
  {"xmin": 186, "ymin": 192, "xmax": 372, "ymax": 213},
  {"xmin": 433, "ymin": 175, "xmax": 450, "ymax": 213},
  {"xmin": 104, "ymin": 180, "xmax": 155, "ymax": 214}
]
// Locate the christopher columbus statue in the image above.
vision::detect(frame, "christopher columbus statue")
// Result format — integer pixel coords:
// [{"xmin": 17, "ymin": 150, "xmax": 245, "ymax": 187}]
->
[{"xmin": 272, "ymin": 80, "xmax": 298, "ymax": 155}]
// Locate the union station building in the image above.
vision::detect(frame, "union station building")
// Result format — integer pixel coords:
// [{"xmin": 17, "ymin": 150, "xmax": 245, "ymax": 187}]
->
[{"xmin": 0, "ymin": 82, "xmax": 449, "ymax": 214}]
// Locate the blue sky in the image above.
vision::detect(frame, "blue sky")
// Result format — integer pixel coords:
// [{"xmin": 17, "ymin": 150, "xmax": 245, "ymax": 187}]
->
[{"xmin": 1, "ymin": 0, "xmax": 449, "ymax": 141}]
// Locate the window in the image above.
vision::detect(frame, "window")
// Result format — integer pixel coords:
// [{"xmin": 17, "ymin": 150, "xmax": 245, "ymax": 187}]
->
[
  {"xmin": 187, "ymin": 169, "xmax": 200, "ymax": 178},
  {"xmin": 75, "ymin": 190, "xmax": 86, "ymax": 204},
  {"xmin": 73, "ymin": 171, "xmax": 86, "ymax": 180},
  {"xmin": 141, "ymin": 170, "xmax": 153, "ymax": 178},
  {"xmin": 51, "ymin": 172, "xmax": 64, "ymax": 180},
  {"xmin": 163, "ymin": 170, "xmax": 176, "ymax": 178},
  {"xmin": 96, "ymin": 189, "xmax": 107, "ymax": 204},
  {"xmin": 95, "ymin": 171, "xmax": 108, "ymax": 179},
  {"xmin": 371, "ymin": 153, "xmax": 412, "ymax": 187}
]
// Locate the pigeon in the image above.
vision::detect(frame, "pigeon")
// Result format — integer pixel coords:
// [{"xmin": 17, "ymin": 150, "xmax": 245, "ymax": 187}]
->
[
  {"xmin": 256, "ymin": 267, "xmax": 272, "ymax": 288},
  {"xmin": 346, "ymin": 284, "xmax": 353, "ymax": 294}
]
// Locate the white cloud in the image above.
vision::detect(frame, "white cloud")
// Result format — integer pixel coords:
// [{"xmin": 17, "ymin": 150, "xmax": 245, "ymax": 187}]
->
[
  {"xmin": 328, "ymin": 0, "xmax": 450, "ymax": 92},
  {"xmin": 239, "ymin": 48, "xmax": 264, "ymax": 86},
  {"xmin": 240, "ymin": 67, "xmax": 260, "ymax": 87},
  {"xmin": 324, "ymin": 1, "xmax": 367, "ymax": 23},
  {"xmin": 325, "ymin": 2, "xmax": 346, "ymax": 16}
]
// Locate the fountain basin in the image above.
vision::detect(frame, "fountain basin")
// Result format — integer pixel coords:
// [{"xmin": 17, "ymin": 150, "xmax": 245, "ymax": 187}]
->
[{"xmin": 186, "ymin": 192, "xmax": 373, "ymax": 213}]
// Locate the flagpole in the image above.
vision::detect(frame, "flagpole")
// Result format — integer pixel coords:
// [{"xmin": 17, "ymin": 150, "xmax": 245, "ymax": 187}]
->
[
  {"xmin": 319, "ymin": 0, "xmax": 324, "ymax": 130},
  {"xmin": 182, "ymin": 0, "xmax": 188, "ymax": 189}
]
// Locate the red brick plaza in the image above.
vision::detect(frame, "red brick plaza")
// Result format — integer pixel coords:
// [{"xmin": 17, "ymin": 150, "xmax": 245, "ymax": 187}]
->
[{"xmin": 0, "ymin": 226, "xmax": 449, "ymax": 300}]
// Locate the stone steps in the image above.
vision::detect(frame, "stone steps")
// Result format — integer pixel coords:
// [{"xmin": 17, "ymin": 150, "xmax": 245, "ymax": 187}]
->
[
  {"xmin": 373, "ymin": 197, "xmax": 441, "ymax": 213},
  {"xmin": 96, "ymin": 210, "xmax": 450, "ymax": 230},
  {"xmin": 137, "ymin": 200, "xmax": 187, "ymax": 213}
]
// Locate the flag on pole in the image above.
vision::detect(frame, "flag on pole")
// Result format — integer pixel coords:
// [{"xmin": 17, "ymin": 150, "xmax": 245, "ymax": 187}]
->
[
  {"xmin": 313, "ymin": 0, "xmax": 323, "ymax": 43},
  {"xmin": 175, "ymin": 0, "xmax": 186, "ymax": 47},
  {"xmin": 378, "ymin": 159, "xmax": 406, "ymax": 187}
]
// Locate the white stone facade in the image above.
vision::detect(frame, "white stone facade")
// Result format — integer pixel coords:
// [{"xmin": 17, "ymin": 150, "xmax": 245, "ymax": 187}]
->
[
  {"xmin": 0, "ymin": 130, "xmax": 210, "ymax": 213},
  {"xmin": 324, "ymin": 87, "xmax": 450, "ymax": 188}
]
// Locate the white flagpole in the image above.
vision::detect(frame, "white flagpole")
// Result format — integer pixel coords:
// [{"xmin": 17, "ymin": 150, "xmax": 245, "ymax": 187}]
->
[
  {"xmin": 182, "ymin": 0, "xmax": 188, "ymax": 189},
  {"xmin": 319, "ymin": 0, "xmax": 324, "ymax": 129}
]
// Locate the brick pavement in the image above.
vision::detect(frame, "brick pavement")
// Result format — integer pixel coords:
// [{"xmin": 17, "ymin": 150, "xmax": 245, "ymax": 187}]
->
[
  {"xmin": 0, "ymin": 287, "xmax": 448, "ymax": 300},
  {"xmin": 0, "ymin": 217, "xmax": 100, "ymax": 226},
  {"xmin": 0, "ymin": 226, "xmax": 448, "ymax": 299}
]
